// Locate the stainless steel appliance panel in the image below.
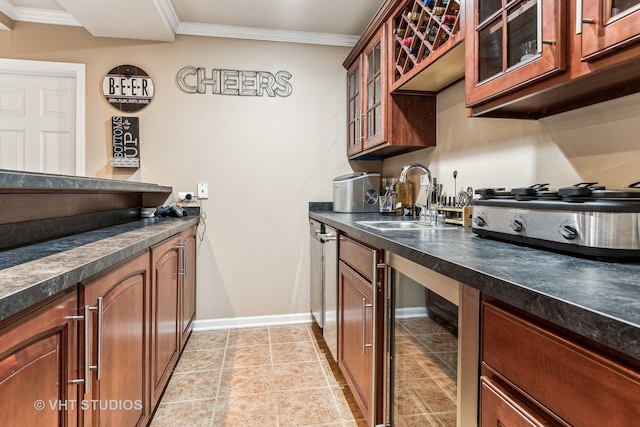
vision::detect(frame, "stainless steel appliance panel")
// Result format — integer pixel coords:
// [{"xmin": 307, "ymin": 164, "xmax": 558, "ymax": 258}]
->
[
  {"xmin": 309, "ymin": 219, "xmax": 338, "ymax": 361},
  {"xmin": 332, "ymin": 172, "xmax": 380, "ymax": 213}
]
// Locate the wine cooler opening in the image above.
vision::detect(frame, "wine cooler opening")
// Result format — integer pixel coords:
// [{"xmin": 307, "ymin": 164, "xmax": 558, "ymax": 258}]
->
[{"xmin": 384, "ymin": 253, "xmax": 479, "ymax": 427}]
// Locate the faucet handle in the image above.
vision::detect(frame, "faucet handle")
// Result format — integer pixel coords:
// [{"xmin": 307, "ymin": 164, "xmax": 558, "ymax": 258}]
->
[{"xmin": 414, "ymin": 204, "xmax": 428, "ymax": 220}]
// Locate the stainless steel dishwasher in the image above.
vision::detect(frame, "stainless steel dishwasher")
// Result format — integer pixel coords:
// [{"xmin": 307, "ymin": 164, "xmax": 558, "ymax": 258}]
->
[{"xmin": 309, "ymin": 218, "xmax": 338, "ymax": 361}]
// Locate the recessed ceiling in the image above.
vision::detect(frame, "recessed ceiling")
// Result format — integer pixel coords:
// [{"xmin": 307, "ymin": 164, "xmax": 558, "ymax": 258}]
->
[{"xmin": 0, "ymin": 0, "xmax": 385, "ymax": 46}]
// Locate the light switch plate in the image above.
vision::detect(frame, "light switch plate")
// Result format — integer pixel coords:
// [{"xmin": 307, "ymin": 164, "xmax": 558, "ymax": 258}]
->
[{"xmin": 197, "ymin": 182, "xmax": 208, "ymax": 199}]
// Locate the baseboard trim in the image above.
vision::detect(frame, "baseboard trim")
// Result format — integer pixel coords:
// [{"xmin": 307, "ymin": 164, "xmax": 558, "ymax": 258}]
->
[{"xmin": 193, "ymin": 312, "xmax": 313, "ymax": 331}]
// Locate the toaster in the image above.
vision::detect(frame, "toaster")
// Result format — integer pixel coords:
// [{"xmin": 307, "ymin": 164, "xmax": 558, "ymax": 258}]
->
[{"xmin": 332, "ymin": 172, "xmax": 380, "ymax": 213}]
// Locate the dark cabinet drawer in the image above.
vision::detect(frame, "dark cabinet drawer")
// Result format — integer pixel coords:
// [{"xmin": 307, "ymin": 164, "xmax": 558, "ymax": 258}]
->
[
  {"xmin": 482, "ymin": 302, "xmax": 640, "ymax": 426},
  {"xmin": 480, "ymin": 376, "xmax": 557, "ymax": 427},
  {"xmin": 339, "ymin": 235, "xmax": 377, "ymax": 282}
]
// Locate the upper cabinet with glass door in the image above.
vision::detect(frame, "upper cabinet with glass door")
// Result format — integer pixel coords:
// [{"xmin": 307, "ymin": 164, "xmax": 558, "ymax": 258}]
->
[
  {"xmin": 347, "ymin": 59, "xmax": 362, "ymax": 157},
  {"xmin": 465, "ymin": 0, "xmax": 565, "ymax": 107},
  {"xmin": 344, "ymin": 8, "xmax": 437, "ymax": 160},
  {"xmin": 465, "ymin": 0, "xmax": 640, "ymax": 118},
  {"xmin": 364, "ymin": 32, "xmax": 386, "ymax": 152},
  {"xmin": 580, "ymin": 0, "xmax": 640, "ymax": 60},
  {"xmin": 346, "ymin": 27, "xmax": 387, "ymax": 157}
]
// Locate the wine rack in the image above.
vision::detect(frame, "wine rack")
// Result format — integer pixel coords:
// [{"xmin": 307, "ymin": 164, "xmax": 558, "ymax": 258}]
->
[{"xmin": 392, "ymin": 0, "xmax": 461, "ymax": 84}]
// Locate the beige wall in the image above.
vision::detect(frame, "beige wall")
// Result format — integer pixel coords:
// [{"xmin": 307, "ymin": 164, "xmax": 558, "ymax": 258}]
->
[
  {"xmin": 2, "ymin": 22, "xmax": 354, "ymax": 323},
  {"xmin": 382, "ymin": 81, "xmax": 640, "ymax": 200},
  {"xmin": 3, "ymin": 22, "xmax": 640, "ymax": 325}
]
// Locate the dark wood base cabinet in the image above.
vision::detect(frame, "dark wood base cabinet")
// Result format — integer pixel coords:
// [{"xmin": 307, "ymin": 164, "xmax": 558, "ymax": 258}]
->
[
  {"xmin": 81, "ymin": 253, "xmax": 151, "ymax": 427},
  {"xmin": 0, "ymin": 225, "xmax": 197, "ymax": 427},
  {"xmin": 481, "ymin": 300, "xmax": 640, "ymax": 426},
  {"xmin": 179, "ymin": 228, "xmax": 197, "ymax": 351},
  {"xmin": 0, "ymin": 289, "xmax": 79, "ymax": 427},
  {"xmin": 338, "ymin": 235, "xmax": 384, "ymax": 427},
  {"xmin": 338, "ymin": 260, "xmax": 374, "ymax": 421},
  {"xmin": 150, "ymin": 228, "xmax": 197, "ymax": 408}
]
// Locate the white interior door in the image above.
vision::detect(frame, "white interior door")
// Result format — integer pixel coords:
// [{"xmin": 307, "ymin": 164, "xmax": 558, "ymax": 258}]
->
[{"xmin": 0, "ymin": 59, "xmax": 85, "ymax": 175}]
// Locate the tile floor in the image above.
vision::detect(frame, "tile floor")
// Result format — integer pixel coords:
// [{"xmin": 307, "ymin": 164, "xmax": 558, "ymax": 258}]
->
[
  {"xmin": 392, "ymin": 316, "xmax": 457, "ymax": 427},
  {"xmin": 149, "ymin": 324, "xmax": 367, "ymax": 427}
]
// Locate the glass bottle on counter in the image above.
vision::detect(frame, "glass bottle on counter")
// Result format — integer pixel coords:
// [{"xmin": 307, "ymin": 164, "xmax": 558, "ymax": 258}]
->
[{"xmin": 395, "ymin": 181, "xmax": 413, "ymax": 216}]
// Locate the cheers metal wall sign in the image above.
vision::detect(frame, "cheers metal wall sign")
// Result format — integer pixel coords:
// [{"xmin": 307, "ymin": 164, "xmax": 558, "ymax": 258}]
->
[{"xmin": 176, "ymin": 67, "xmax": 292, "ymax": 97}]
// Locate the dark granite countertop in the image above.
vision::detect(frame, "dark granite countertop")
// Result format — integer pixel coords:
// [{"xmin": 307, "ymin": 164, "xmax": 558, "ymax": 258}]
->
[
  {"xmin": 0, "ymin": 216, "xmax": 199, "ymax": 323},
  {"xmin": 0, "ymin": 169, "xmax": 172, "ymax": 193},
  {"xmin": 309, "ymin": 207, "xmax": 640, "ymax": 361}
]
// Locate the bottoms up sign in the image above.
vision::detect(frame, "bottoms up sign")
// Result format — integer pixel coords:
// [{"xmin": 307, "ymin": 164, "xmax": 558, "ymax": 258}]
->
[{"xmin": 110, "ymin": 116, "xmax": 140, "ymax": 168}]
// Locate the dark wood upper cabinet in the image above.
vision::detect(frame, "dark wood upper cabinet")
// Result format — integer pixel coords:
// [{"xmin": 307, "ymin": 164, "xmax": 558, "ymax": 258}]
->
[
  {"xmin": 465, "ymin": 0, "xmax": 640, "ymax": 118},
  {"xmin": 344, "ymin": 2, "xmax": 437, "ymax": 160},
  {"xmin": 390, "ymin": 0, "xmax": 466, "ymax": 92},
  {"xmin": 347, "ymin": 59, "xmax": 363, "ymax": 157},
  {"xmin": 347, "ymin": 27, "xmax": 388, "ymax": 157},
  {"xmin": 580, "ymin": 1, "xmax": 640, "ymax": 60},
  {"xmin": 465, "ymin": 0, "xmax": 566, "ymax": 108}
]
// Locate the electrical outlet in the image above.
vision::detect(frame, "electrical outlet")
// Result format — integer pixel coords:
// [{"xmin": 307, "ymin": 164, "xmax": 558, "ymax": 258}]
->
[
  {"xmin": 197, "ymin": 182, "xmax": 208, "ymax": 199},
  {"xmin": 178, "ymin": 191, "xmax": 194, "ymax": 201}
]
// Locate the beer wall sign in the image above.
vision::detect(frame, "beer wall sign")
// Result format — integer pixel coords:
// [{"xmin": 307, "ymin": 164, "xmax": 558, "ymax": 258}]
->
[
  {"xmin": 110, "ymin": 116, "xmax": 140, "ymax": 168},
  {"xmin": 176, "ymin": 67, "xmax": 292, "ymax": 97},
  {"xmin": 103, "ymin": 65, "xmax": 155, "ymax": 112}
]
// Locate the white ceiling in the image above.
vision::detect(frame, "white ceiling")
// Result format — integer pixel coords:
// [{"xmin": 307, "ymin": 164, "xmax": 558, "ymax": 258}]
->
[{"xmin": 0, "ymin": 0, "xmax": 386, "ymax": 46}]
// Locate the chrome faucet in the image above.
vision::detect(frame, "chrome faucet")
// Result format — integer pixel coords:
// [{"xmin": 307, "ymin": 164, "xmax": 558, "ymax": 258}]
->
[{"xmin": 398, "ymin": 164, "xmax": 433, "ymax": 222}]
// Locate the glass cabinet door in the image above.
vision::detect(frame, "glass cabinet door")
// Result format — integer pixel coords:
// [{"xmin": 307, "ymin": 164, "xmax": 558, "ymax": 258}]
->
[
  {"xmin": 467, "ymin": 0, "xmax": 564, "ymax": 107},
  {"xmin": 347, "ymin": 61, "xmax": 362, "ymax": 157},
  {"xmin": 366, "ymin": 42, "xmax": 382, "ymax": 140},
  {"xmin": 580, "ymin": 0, "xmax": 640, "ymax": 60},
  {"xmin": 362, "ymin": 27, "xmax": 387, "ymax": 151}
]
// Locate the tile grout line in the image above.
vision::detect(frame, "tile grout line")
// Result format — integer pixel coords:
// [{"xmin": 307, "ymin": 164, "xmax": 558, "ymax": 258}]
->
[
  {"xmin": 267, "ymin": 326, "xmax": 282, "ymax": 427},
  {"xmin": 155, "ymin": 326, "xmax": 356, "ymax": 427},
  {"xmin": 208, "ymin": 329, "xmax": 230, "ymax": 427},
  {"xmin": 307, "ymin": 324, "xmax": 351, "ymax": 426}
]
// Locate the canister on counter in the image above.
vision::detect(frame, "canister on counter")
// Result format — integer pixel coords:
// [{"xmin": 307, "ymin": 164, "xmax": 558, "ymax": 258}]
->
[{"xmin": 395, "ymin": 181, "xmax": 413, "ymax": 216}]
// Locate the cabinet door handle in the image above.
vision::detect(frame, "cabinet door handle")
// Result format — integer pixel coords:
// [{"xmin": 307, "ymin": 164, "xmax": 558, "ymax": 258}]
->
[
  {"xmin": 67, "ymin": 313, "xmax": 87, "ymax": 388},
  {"xmin": 362, "ymin": 297, "xmax": 374, "ymax": 354},
  {"xmin": 83, "ymin": 304, "xmax": 93, "ymax": 393},
  {"xmin": 175, "ymin": 243, "xmax": 186, "ymax": 276},
  {"xmin": 81, "ymin": 297, "xmax": 103, "ymax": 394},
  {"xmin": 575, "ymin": 0, "xmax": 595, "ymax": 34},
  {"xmin": 576, "ymin": 0, "xmax": 583, "ymax": 34},
  {"xmin": 183, "ymin": 240, "xmax": 188, "ymax": 278},
  {"xmin": 536, "ymin": 0, "xmax": 543, "ymax": 53},
  {"xmin": 96, "ymin": 297, "xmax": 103, "ymax": 381}
]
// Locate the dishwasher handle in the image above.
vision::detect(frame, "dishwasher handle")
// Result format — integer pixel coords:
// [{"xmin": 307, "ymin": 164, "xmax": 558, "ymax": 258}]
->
[{"xmin": 319, "ymin": 232, "xmax": 336, "ymax": 242}]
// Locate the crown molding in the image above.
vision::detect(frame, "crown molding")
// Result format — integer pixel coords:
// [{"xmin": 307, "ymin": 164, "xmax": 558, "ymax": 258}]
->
[
  {"xmin": 0, "ymin": 3, "xmax": 360, "ymax": 47},
  {"xmin": 153, "ymin": 0, "xmax": 179, "ymax": 34},
  {"xmin": 11, "ymin": 7, "xmax": 80, "ymax": 27},
  {"xmin": 177, "ymin": 21, "xmax": 359, "ymax": 47}
]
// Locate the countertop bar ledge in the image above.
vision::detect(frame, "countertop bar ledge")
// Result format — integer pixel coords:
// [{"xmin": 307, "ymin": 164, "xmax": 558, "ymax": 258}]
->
[{"xmin": 0, "ymin": 216, "xmax": 198, "ymax": 323}]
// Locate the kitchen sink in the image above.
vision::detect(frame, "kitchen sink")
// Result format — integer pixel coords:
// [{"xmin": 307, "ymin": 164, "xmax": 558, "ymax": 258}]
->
[{"xmin": 356, "ymin": 220, "xmax": 459, "ymax": 231}]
